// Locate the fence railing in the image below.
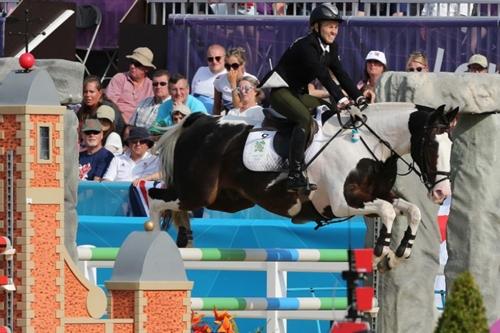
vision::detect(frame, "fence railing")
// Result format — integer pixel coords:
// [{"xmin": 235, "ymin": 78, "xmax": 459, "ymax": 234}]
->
[
  {"xmin": 147, "ymin": 0, "xmax": 499, "ymax": 24},
  {"xmin": 78, "ymin": 245, "xmax": 365, "ymax": 333}
]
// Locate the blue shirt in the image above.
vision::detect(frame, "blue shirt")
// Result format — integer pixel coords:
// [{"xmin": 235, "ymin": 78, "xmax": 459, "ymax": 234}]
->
[
  {"xmin": 156, "ymin": 95, "xmax": 208, "ymax": 126},
  {"xmin": 79, "ymin": 148, "xmax": 114, "ymax": 180}
]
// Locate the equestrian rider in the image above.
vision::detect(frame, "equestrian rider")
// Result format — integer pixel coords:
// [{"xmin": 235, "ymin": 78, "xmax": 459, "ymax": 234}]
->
[{"xmin": 261, "ymin": 3, "xmax": 368, "ymax": 192}]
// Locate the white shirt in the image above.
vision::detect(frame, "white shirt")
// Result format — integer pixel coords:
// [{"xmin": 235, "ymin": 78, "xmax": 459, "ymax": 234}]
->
[
  {"xmin": 103, "ymin": 151, "xmax": 160, "ymax": 182},
  {"xmin": 226, "ymin": 105, "xmax": 265, "ymax": 125},
  {"xmin": 104, "ymin": 132, "xmax": 123, "ymax": 155},
  {"xmin": 191, "ymin": 66, "xmax": 226, "ymax": 98},
  {"xmin": 421, "ymin": 3, "xmax": 472, "ymax": 16},
  {"xmin": 214, "ymin": 72, "xmax": 257, "ymax": 103}
]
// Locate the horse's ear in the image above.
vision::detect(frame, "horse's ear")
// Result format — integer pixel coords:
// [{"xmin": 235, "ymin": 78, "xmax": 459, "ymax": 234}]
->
[
  {"xmin": 436, "ymin": 104, "xmax": 446, "ymax": 115},
  {"xmin": 446, "ymin": 107, "xmax": 459, "ymax": 128}
]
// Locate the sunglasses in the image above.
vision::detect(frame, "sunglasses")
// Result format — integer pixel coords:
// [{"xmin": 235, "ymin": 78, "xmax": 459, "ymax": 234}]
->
[
  {"xmin": 128, "ymin": 139, "xmax": 149, "ymax": 145},
  {"xmin": 207, "ymin": 56, "xmax": 222, "ymax": 63},
  {"xmin": 84, "ymin": 130, "xmax": 101, "ymax": 135},
  {"xmin": 237, "ymin": 85, "xmax": 255, "ymax": 94},
  {"xmin": 408, "ymin": 67, "xmax": 424, "ymax": 72},
  {"xmin": 225, "ymin": 63, "xmax": 240, "ymax": 71},
  {"xmin": 130, "ymin": 60, "xmax": 144, "ymax": 67},
  {"xmin": 153, "ymin": 81, "xmax": 168, "ymax": 87}
]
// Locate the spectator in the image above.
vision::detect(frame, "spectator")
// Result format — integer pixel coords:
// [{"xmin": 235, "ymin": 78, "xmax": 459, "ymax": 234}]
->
[
  {"xmin": 130, "ymin": 69, "xmax": 171, "ymax": 129},
  {"xmin": 171, "ymin": 103, "xmax": 192, "ymax": 124},
  {"xmin": 213, "ymin": 47, "xmax": 257, "ymax": 115},
  {"xmin": 191, "ymin": 44, "xmax": 227, "ymax": 112},
  {"xmin": 79, "ymin": 119, "xmax": 114, "ymax": 181},
  {"xmin": 467, "ymin": 54, "xmax": 489, "ymax": 73},
  {"xmin": 358, "ymin": 3, "xmax": 407, "ymax": 16},
  {"xmin": 96, "ymin": 105, "xmax": 123, "ymax": 155},
  {"xmin": 256, "ymin": 3, "xmax": 286, "ymax": 15},
  {"xmin": 357, "ymin": 50, "xmax": 387, "ymax": 103},
  {"xmin": 406, "ymin": 51, "xmax": 429, "ymax": 72},
  {"xmin": 77, "ymin": 75, "xmax": 125, "ymax": 140},
  {"xmin": 103, "ymin": 127, "xmax": 161, "ymax": 183},
  {"xmin": 154, "ymin": 74, "xmax": 207, "ymax": 128},
  {"xmin": 106, "ymin": 47, "xmax": 155, "ymax": 124},
  {"xmin": 226, "ymin": 76, "xmax": 265, "ymax": 124},
  {"xmin": 421, "ymin": 3, "xmax": 472, "ymax": 16}
]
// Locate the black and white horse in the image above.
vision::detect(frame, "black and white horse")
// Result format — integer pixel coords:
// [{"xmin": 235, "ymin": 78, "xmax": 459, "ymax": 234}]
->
[{"xmin": 148, "ymin": 102, "xmax": 458, "ymax": 269}]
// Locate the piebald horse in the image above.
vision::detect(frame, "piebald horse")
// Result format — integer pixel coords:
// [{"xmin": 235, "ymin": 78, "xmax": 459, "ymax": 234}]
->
[{"xmin": 148, "ymin": 102, "xmax": 458, "ymax": 269}]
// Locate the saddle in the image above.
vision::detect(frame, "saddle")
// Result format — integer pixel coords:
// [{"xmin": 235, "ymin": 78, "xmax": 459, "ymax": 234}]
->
[
  {"xmin": 260, "ymin": 108, "xmax": 319, "ymax": 158},
  {"xmin": 242, "ymin": 107, "xmax": 325, "ymax": 172}
]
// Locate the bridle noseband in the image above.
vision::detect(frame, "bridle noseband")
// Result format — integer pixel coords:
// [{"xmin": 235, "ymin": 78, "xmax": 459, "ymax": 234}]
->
[{"xmin": 417, "ymin": 124, "xmax": 452, "ymax": 191}]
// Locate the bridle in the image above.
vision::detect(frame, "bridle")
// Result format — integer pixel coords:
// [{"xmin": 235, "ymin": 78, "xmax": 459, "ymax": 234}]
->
[
  {"xmin": 306, "ymin": 107, "xmax": 452, "ymax": 192},
  {"xmin": 416, "ymin": 124, "xmax": 452, "ymax": 191}
]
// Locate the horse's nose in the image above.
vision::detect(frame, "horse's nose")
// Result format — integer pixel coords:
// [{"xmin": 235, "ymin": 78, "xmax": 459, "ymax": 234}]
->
[{"xmin": 431, "ymin": 189, "xmax": 447, "ymax": 204}]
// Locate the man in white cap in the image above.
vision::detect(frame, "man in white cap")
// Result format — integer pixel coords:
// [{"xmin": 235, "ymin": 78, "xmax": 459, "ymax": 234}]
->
[
  {"xmin": 467, "ymin": 54, "xmax": 488, "ymax": 73},
  {"xmin": 106, "ymin": 47, "xmax": 156, "ymax": 124},
  {"xmin": 171, "ymin": 103, "xmax": 192, "ymax": 124}
]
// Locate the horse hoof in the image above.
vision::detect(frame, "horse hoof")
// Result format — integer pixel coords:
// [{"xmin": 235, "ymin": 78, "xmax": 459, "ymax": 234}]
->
[{"xmin": 376, "ymin": 256, "xmax": 391, "ymax": 273}]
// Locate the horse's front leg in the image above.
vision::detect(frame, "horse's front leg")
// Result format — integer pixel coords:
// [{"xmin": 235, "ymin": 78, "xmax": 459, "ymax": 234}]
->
[
  {"xmin": 148, "ymin": 187, "xmax": 181, "ymax": 230},
  {"xmin": 349, "ymin": 199, "xmax": 396, "ymax": 269},
  {"xmin": 392, "ymin": 198, "xmax": 421, "ymax": 260}
]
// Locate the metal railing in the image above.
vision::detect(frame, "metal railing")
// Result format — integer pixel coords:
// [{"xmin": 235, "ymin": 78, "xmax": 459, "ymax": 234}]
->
[
  {"xmin": 147, "ymin": 0, "xmax": 500, "ymax": 24},
  {"xmin": 0, "ymin": 0, "xmax": 18, "ymax": 16}
]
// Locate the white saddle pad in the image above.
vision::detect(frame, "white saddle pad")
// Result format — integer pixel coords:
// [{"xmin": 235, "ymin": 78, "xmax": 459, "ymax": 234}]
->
[{"xmin": 243, "ymin": 120, "xmax": 325, "ymax": 172}]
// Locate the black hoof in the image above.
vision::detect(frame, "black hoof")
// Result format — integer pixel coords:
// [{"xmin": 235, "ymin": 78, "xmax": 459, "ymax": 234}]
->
[{"xmin": 176, "ymin": 226, "xmax": 193, "ymax": 248}]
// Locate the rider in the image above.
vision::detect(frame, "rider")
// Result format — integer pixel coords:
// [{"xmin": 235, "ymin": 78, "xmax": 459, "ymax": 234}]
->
[{"xmin": 261, "ymin": 3, "xmax": 368, "ymax": 192}]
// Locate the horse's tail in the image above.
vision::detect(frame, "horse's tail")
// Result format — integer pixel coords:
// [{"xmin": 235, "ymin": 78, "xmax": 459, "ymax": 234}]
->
[{"xmin": 153, "ymin": 119, "xmax": 186, "ymax": 185}]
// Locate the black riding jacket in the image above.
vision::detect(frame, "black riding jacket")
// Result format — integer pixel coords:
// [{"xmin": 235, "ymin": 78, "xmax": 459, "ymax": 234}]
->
[{"xmin": 266, "ymin": 32, "xmax": 362, "ymax": 102}]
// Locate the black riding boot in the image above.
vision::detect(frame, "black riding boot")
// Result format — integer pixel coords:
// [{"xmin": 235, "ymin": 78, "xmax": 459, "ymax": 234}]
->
[{"xmin": 287, "ymin": 126, "xmax": 310, "ymax": 192}]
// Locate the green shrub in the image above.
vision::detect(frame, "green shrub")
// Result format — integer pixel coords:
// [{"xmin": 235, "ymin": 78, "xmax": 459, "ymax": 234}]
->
[{"xmin": 435, "ymin": 271, "xmax": 489, "ymax": 333}]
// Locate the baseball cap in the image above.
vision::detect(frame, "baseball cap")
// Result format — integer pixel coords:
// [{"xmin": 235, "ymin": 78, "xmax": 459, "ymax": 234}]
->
[
  {"xmin": 172, "ymin": 103, "xmax": 191, "ymax": 116},
  {"xmin": 365, "ymin": 50, "xmax": 387, "ymax": 67},
  {"xmin": 468, "ymin": 54, "xmax": 488, "ymax": 69},
  {"xmin": 82, "ymin": 119, "xmax": 102, "ymax": 132},
  {"xmin": 96, "ymin": 105, "xmax": 115, "ymax": 122}
]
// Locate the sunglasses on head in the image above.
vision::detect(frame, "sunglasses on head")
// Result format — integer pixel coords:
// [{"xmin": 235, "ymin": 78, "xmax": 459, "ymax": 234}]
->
[
  {"xmin": 84, "ymin": 130, "xmax": 101, "ymax": 135},
  {"xmin": 408, "ymin": 67, "xmax": 424, "ymax": 72},
  {"xmin": 207, "ymin": 56, "xmax": 222, "ymax": 63},
  {"xmin": 225, "ymin": 63, "xmax": 240, "ymax": 71},
  {"xmin": 152, "ymin": 81, "xmax": 168, "ymax": 87}
]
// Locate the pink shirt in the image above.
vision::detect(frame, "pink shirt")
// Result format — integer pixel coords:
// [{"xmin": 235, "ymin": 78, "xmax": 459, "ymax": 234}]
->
[{"xmin": 106, "ymin": 72, "xmax": 153, "ymax": 124}]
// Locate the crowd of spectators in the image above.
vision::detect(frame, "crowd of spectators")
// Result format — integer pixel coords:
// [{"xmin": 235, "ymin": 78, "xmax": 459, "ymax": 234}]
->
[{"xmin": 76, "ymin": 37, "xmax": 494, "ymax": 188}]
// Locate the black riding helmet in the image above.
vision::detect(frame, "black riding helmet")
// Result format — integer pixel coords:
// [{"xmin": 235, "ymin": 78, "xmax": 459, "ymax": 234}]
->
[{"xmin": 309, "ymin": 3, "xmax": 343, "ymax": 26}]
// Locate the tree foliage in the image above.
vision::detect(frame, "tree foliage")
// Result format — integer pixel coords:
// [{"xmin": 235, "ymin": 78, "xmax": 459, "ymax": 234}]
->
[{"xmin": 435, "ymin": 271, "xmax": 489, "ymax": 333}]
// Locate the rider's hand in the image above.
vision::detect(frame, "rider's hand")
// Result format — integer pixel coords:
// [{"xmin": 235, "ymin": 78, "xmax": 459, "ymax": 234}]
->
[
  {"xmin": 335, "ymin": 97, "xmax": 351, "ymax": 111},
  {"xmin": 356, "ymin": 96, "xmax": 369, "ymax": 112}
]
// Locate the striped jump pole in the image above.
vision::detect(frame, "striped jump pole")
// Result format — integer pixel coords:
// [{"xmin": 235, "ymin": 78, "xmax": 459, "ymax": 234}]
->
[
  {"xmin": 191, "ymin": 297, "xmax": 348, "ymax": 311},
  {"xmin": 78, "ymin": 247, "xmax": 349, "ymax": 262}
]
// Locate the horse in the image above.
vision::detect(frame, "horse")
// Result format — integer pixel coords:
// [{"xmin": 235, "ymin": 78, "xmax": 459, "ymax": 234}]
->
[{"xmin": 148, "ymin": 102, "xmax": 458, "ymax": 269}]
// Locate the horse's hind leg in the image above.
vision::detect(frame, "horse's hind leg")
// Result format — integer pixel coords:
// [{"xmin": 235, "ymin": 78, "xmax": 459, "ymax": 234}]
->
[
  {"xmin": 392, "ymin": 198, "xmax": 421, "ymax": 262},
  {"xmin": 173, "ymin": 211, "xmax": 193, "ymax": 248},
  {"xmin": 148, "ymin": 187, "xmax": 182, "ymax": 230}
]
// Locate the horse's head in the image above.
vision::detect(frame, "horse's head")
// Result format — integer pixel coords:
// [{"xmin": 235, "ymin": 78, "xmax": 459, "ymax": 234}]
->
[{"xmin": 409, "ymin": 105, "xmax": 459, "ymax": 204}]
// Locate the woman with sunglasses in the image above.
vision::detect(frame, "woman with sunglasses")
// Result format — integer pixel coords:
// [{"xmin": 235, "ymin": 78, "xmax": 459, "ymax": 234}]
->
[
  {"xmin": 213, "ymin": 47, "xmax": 257, "ymax": 115},
  {"xmin": 191, "ymin": 44, "xmax": 227, "ymax": 112},
  {"xmin": 226, "ymin": 76, "xmax": 265, "ymax": 124},
  {"xmin": 260, "ymin": 3, "xmax": 367, "ymax": 192},
  {"xmin": 406, "ymin": 51, "xmax": 429, "ymax": 72}
]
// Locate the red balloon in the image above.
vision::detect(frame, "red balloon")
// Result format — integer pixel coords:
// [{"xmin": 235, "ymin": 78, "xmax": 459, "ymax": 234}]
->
[{"xmin": 19, "ymin": 52, "xmax": 35, "ymax": 70}]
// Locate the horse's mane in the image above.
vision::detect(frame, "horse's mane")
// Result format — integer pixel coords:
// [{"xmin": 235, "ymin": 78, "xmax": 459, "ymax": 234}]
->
[{"xmin": 152, "ymin": 119, "xmax": 186, "ymax": 185}]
